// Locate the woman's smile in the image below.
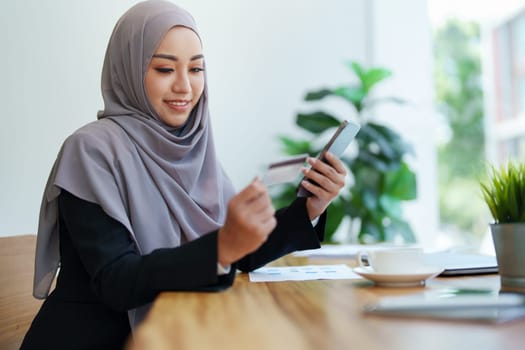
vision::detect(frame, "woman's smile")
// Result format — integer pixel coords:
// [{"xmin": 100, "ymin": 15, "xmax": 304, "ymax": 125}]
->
[{"xmin": 165, "ymin": 99, "xmax": 192, "ymax": 112}]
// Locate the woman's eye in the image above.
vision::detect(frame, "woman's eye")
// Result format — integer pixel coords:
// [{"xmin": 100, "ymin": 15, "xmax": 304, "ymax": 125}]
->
[
  {"xmin": 155, "ymin": 67, "xmax": 173, "ymax": 73},
  {"xmin": 190, "ymin": 67, "xmax": 204, "ymax": 73}
]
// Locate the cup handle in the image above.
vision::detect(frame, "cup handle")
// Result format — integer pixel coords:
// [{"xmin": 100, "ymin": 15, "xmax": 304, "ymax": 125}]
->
[{"xmin": 357, "ymin": 251, "xmax": 370, "ymax": 268}]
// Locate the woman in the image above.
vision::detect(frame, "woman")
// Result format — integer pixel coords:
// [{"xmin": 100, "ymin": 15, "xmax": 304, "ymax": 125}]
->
[{"xmin": 21, "ymin": 1, "xmax": 346, "ymax": 349}]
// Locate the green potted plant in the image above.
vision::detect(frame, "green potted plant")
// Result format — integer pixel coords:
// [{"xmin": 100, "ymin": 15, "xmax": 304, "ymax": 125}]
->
[
  {"xmin": 271, "ymin": 61, "xmax": 417, "ymax": 244},
  {"xmin": 480, "ymin": 161, "xmax": 525, "ymax": 293}
]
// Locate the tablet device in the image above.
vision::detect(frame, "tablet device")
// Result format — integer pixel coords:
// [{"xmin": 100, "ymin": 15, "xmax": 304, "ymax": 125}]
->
[
  {"xmin": 297, "ymin": 120, "xmax": 360, "ymax": 197},
  {"xmin": 364, "ymin": 290, "xmax": 525, "ymax": 324}
]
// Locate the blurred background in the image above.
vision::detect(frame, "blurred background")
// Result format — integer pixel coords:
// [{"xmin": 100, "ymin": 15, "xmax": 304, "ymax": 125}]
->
[{"xmin": 1, "ymin": 0, "xmax": 524, "ymax": 254}]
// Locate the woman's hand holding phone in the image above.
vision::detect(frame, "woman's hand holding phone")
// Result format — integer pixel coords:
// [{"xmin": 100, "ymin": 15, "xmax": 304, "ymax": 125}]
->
[
  {"xmin": 297, "ymin": 120, "xmax": 359, "ymax": 197},
  {"xmin": 301, "ymin": 152, "xmax": 347, "ymax": 220}
]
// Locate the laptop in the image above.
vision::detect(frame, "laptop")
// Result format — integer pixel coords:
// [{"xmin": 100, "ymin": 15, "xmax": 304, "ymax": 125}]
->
[
  {"xmin": 294, "ymin": 245, "xmax": 499, "ymax": 276},
  {"xmin": 423, "ymin": 252, "xmax": 498, "ymax": 276}
]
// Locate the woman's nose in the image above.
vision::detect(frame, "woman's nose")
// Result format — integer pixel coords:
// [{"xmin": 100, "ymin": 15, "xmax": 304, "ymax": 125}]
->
[{"xmin": 172, "ymin": 72, "xmax": 190, "ymax": 93}]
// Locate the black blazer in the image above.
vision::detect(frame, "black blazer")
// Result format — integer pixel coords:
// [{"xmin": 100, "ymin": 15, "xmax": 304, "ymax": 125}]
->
[{"xmin": 21, "ymin": 190, "xmax": 325, "ymax": 350}]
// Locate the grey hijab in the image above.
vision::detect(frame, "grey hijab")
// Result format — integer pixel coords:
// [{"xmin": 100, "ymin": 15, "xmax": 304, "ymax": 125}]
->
[{"xmin": 33, "ymin": 0, "xmax": 235, "ymax": 326}]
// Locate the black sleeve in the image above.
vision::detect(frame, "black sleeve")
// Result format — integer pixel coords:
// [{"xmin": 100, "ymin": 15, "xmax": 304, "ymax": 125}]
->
[
  {"xmin": 58, "ymin": 190, "xmax": 235, "ymax": 312},
  {"xmin": 236, "ymin": 197, "xmax": 326, "ymax": 272}
]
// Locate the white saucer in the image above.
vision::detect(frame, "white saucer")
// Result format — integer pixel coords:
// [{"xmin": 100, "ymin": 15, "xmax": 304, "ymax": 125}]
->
[{"xmin": 353, "ymin": 266, "xmax": 444, "ymax": 287}]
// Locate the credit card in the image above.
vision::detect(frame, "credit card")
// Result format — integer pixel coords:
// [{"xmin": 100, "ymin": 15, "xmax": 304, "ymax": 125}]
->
[{"xmin": 262, "ymin": 154, "xmax": 308, "ymax": 186}]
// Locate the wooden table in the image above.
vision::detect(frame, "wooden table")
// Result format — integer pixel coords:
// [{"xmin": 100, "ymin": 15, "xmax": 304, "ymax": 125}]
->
[
  {"xmin": 0, "ymin": 235, "xmax": 43, "ymax": 350},
  {"xmin": 130, "ymin": 255, "xmax": 525, "ymax": 350}
]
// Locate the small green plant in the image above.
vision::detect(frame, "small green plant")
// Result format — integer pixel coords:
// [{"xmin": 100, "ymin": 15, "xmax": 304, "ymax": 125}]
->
[
  {"xmin": 480, "ymin": 162, "xmax": 525, "ymax": 223},
  {"xmin": 272, "ymin": 61, "xmax": 417, "ymax": 243}
]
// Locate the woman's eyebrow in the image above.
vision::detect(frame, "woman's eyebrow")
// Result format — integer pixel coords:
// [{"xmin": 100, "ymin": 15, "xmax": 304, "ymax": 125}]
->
[{"xmin": 152, "ymin": 53, "xmax": 204, "ymax": 61}]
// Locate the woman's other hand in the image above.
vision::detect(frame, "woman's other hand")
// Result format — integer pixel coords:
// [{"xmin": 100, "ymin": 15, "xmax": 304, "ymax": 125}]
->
[
  {"xmin": 217, "ymin": 178, "xmax": 276, "ymax": 266},
  {"xmin": 301, "ymin": 152, "xmax": 347, "ymax": 221}
]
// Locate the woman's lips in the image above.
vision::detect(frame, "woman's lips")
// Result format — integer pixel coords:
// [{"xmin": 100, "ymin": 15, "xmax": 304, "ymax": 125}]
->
[{"xmin": 165, "ymin": 99, "xmax": 191, "ymax": 112}]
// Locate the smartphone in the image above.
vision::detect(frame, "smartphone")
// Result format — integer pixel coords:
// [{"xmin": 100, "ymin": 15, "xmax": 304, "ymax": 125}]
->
[{"xmin": 297, "ymin": 120, "xmax": 360, "ymax": 197}]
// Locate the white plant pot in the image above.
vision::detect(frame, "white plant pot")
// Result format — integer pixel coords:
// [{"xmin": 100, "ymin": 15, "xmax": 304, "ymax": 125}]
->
[{"xmin": 490, "ymin": 223, "xmax": 525, "ymax": 293}]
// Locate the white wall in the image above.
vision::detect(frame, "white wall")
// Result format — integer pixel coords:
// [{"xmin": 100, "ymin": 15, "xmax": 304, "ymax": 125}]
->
[
  {"xmin": 371, "ymin": 0, "xmax": 439, "ymax": 247},
  {"xmin": 1, "ymin": 0, "xmax": 437, "ymax": 246}
]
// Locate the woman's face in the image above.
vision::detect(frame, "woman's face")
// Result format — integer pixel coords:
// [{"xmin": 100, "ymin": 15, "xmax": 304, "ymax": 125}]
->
[{"xmin": 145, "ymin": 26, "xmax": 205, "ymax": 128}]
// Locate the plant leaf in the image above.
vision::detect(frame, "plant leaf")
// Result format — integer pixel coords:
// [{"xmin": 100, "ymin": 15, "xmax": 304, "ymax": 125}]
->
[
  {"xmin": 347, "ymin": 61, "xmax": 365, "ymax": 82},
  {"xmin": 379, "ymin": 195, "xmax": 402, "ymax": 218},
  {"xmin": 356, "ymin": 124, "xmax": 407, "ymax": 164},
  {"xmin": 383, "ymin": 162, "xmax": 417, "ymax": 200},
  {"xmin": 362, "ymin": 68, "xmax": 392, "ymax": 92},
  {"xmin": 277, "ymin": 136, "xmax": 313, "ymax": 155},
  {"xmin": 479, "ymin": 162, "xmax": 525, "ymax": 223},
  {"xmin": 333, "ymin": 85, "xmax": 366, "ymax": 108},
  {"xmin": 355, "ymin": 151, "xmax": 396, "ymax": 172},
  {"xmin": 296, "ymin": 112, "xmax": 341, "ymax": 134},
  {"xmin": 304, "ymin": 89, "xmax": 335, "ymax": 101},
  {"xmin": 359, "ymin": 219, "xmax": 385, "ymax": 243},
  {"xmin": 385, "ymin": 218, "xmax": 416, "ymax": 243},
  {"xmin": 324, "ymin": 199, "xmax": 346, "ymax": 243}
]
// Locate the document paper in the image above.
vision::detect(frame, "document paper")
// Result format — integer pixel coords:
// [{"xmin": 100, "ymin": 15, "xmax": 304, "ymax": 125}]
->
[{"xmin": 248, "ymin": 264, "xmax": 362, "ymax": 282}]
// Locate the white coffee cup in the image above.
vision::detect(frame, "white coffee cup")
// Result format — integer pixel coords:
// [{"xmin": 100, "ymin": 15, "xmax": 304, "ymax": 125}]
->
[{"xmin": 357, "ymin": 247, "xmax": 424, "ymax": 274}]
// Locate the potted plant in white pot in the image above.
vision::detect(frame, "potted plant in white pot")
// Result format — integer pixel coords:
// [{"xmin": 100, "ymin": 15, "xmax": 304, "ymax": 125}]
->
[{"xmin": 480, "ymin": 162, "xmax": 525, "ymax": 293}]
